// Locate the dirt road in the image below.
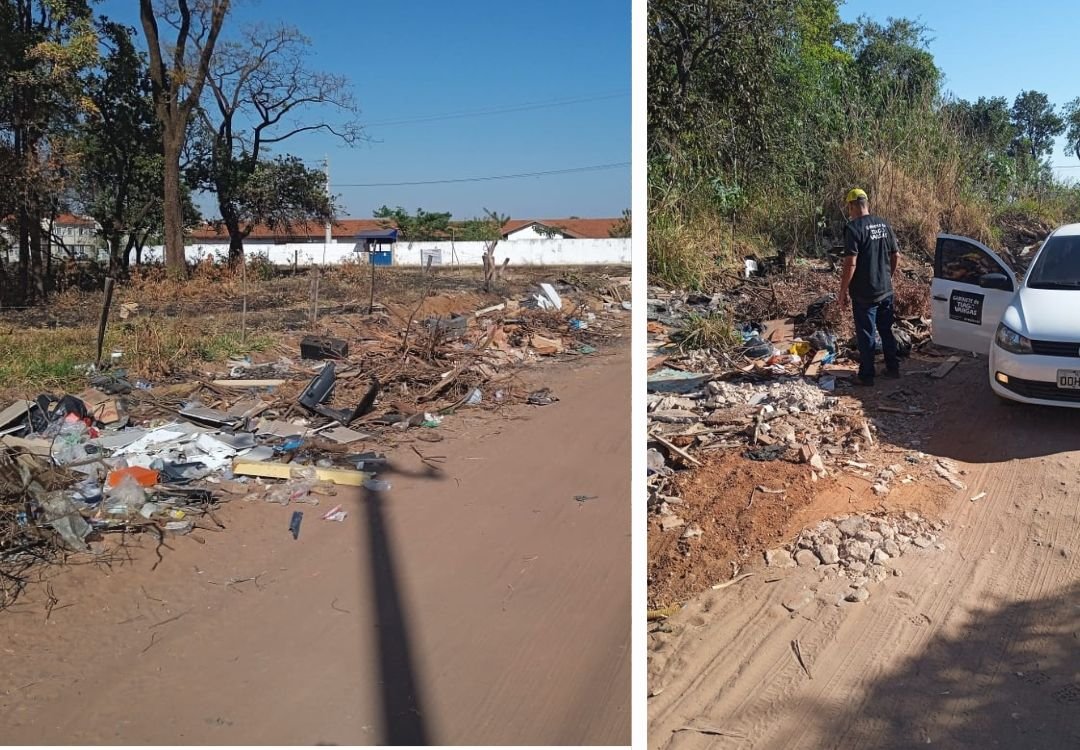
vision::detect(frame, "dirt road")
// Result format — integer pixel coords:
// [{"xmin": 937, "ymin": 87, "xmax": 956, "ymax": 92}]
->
[
  {"xmin": 1, "ymin": 346, "xmax": 630, "ymax": 745},
  {"xmin": 649, "ymin": 355, "xmax": 1080, "ymax": 749}
]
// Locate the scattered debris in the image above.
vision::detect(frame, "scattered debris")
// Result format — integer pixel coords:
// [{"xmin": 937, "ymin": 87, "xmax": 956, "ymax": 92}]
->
[{"xmin": 2, "ymin": 277, "xmax": 630, "ymax": 610}]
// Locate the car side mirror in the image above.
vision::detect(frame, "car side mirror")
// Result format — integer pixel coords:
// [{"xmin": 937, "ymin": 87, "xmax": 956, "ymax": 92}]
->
[{"xmin": 978, "ymin": 272, "xmax": 1012, "ymax": 291}]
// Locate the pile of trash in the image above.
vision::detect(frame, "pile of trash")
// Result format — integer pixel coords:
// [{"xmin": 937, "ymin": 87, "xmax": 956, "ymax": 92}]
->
[
  {"xmin": 0, "ymin": 278, "xmax": 629, "ymax": 608},
  {"xmin": 646, "ymin": 283, "xmax": 937, "ymax": 499},
  {"xmin": 765, "ymin": 510, "xmax": 947, "ymax": 606}
]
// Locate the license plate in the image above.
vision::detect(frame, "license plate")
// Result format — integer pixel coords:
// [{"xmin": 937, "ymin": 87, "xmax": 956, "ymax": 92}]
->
[{"xmin": 1057, "ymin": 370, "xmax": 1080, "ymax": 389}]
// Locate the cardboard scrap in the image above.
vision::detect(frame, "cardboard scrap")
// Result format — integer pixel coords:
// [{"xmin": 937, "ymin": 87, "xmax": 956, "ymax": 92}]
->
[
  {"xmin": 256, "ymin": 419, "xmax": 308, "ymax": 438},
  {"xmin": 76, "ymin": 388, "xmax": 121, "ymax": 425},
  {"xmin": 530, "ymin": 334, "xmax": 564, "ymax": 356},
  {"xmin": 321, "ymin": 426, "xmax": 372, "ymax": 445}
]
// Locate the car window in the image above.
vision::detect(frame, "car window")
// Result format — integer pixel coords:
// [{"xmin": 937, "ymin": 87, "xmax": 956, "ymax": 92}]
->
[
  {"xmin": 935, "ymin": 237, "xmax": 1007, "ymax": 285},
  {"xmin": 1026, "ymin": 235, "xmax": 1080, "ymax": 289}
]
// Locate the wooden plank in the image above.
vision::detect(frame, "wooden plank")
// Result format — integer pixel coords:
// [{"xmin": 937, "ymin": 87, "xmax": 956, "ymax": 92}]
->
[
  {"xmin": 648, "ymin": 430, "xmax": 702, "ymax": 467},
  {"xmin": 232, "ymin": 461, "xmax": 370, "ymax": 487},
  {"xmin": 803, "ymin": 350, "xmax": 828, "ymax": 378},
  {"xmin": 761, "ymin": 318, "xmax": 795, "ymax": 345},
  {"xmin": 647, "ymin": 355, "xmax": 669, "ymax": 372},
  {"xmin": 930, "ymin": 356, "xmax": 962, "ymax": 379},
  {"xmin": 210, "ymin": 379, "xmax": 287, "ymax": 388},
  {"xmin": 0, "ymin": 400, "xmax": 32, "ymax": 429},
  {"xmin": 821, "ymin": 364, "xmax": 858, "ymax": 379}
]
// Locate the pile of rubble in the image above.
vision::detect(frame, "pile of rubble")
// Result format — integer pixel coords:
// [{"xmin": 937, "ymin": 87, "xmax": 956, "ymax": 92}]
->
[
  {"xmin": 0, "ymin": 278, "xmax": 629, "ymax": 608},
  {"xmin": 766, "ymin": 510, "xmax": 947, "ymax": 605},
  {"xmin": 647, "ymin": 281, "xmax": 939, "ymax": 500}
]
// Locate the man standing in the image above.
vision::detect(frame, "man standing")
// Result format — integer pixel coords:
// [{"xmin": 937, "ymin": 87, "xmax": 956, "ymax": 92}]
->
[{"xmin": 839, "ymin": 188, "xmax": 900, "ymax": 386}]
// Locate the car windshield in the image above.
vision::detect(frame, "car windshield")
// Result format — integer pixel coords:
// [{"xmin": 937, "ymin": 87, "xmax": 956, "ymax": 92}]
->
[{"xmin": 1026, "ymin": 235, "xmax": 1080, "ymax": 289}]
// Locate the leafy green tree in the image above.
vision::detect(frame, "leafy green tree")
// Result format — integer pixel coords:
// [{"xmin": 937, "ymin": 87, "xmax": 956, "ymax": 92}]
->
[
  {"xmin": 1063, "ymin": 98, "xmax": 1080, "ymax": 160},
  {"xmin": 373, "ymin": 206, "xmax": 452, "ymax": 241},
  {"xmin": 77, "ymin": 19, "xmax": 165, "ymax": 275},
  {"xmin": 0, "ymin": 0, "xmax": 98, "ymax": 300},
  {"xmin": 845, "ymin": 16, "xmax": 940, "ymax": 101},
  {"xmin": 1009, "ymin": 90, "xmax": 1064, "ymax": 192},
  {"xmin": 1010, "ymin": 90, "xmax": 1064, "ymax": 161},
  {"xmin": 229, "ymin": 155, "xmax": 335, "ymax": 237},
  {"xmin": 949, "ymin": 96, "xmax": 1015, "ymax": 154}
]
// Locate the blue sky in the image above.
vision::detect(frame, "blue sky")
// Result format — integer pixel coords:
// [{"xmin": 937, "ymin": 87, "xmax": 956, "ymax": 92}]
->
[
  {"xmin": 98, "ymin": 0, "xmax": 630, "ymax": 220},
  {"xmin": 840, "ymin": 0, "xmax": 1080, "ymax": 182}
]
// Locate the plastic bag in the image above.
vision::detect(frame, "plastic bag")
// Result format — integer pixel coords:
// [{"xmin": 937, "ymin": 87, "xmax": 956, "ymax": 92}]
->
[
  {"xmin": 264, "ymin": 466, "xmax": 318, "ymax": 505},
  {"xmin": 104, "ymin": 474, "xmax": 147, "ymax": 516}
]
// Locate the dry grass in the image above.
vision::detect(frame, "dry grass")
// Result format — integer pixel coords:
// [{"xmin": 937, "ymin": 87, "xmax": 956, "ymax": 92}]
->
[
  {"xmin": 0, "ymin": 317, "xmax": 274, "ymax": 398},
  {"xmin": 673, "ymin": 310, "xmax": 742, "ymax": 352}
]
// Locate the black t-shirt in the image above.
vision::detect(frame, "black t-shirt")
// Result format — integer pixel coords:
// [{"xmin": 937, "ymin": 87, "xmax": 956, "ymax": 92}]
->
[{"xmin": 844, "ymin": 214, "xmax": 898, "ymax": 303}]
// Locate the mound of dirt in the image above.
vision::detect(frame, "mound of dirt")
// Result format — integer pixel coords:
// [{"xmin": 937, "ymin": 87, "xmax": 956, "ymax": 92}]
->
[{"xmin": 648, "ymin": 451, "xmax": 948, "ymax": 608}]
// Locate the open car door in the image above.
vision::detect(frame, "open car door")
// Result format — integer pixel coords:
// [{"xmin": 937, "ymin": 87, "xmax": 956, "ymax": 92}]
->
[{"xmin": 931, "ymin": 234, "xmax": 1017, "ymax": 353}]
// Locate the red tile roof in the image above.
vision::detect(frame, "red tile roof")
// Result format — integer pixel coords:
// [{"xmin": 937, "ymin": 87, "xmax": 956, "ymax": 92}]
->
[
  {"xmin": 500, "ymin": 218, "xmax": 622, "ymax": 239},
  {"xmin": 189, "ymin": 219, "xmax": 385, "ymax": 241},
  {"xmin": 52, "ymin": 213, "xmax": 98, "ymax": 227}
]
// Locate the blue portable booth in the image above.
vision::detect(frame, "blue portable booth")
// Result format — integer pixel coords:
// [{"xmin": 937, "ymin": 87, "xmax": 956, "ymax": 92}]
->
[{"xmin": 356, "ymin": 228, "xmax": 398, "ymax": 266}]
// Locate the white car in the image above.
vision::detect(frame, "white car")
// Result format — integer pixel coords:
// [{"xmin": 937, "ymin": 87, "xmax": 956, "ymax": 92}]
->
[{"xmin": 931, "ymin": 225, "xmax": 1080, "ymax": 407}]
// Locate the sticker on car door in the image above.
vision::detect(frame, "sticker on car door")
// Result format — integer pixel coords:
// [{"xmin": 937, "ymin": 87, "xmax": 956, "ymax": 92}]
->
[{"xmin": 949, "ymin": 289, "xmax": 983, "ymax": 324}]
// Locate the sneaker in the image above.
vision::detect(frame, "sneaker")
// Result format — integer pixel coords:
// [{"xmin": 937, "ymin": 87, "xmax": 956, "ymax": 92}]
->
[
  {"xmin": 854, "ymin": 377, "xmax": 875, "ymax": 387},
  {"xmin": 884, "ymin": 369, "xmax": 901, "ymax": 379}
]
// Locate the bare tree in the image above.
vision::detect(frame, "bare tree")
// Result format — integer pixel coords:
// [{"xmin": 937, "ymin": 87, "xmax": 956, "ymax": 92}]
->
[
  {"xmin": 191, "ymin": 23, "xmax": 362, "ymax": 263},
  {"xmin": 478, "ymin": 209, "xmax": 509, "ymax": 292},
  {"xmin": 139, "ymin": 0, "xmax": 230, "ymax": 274}
]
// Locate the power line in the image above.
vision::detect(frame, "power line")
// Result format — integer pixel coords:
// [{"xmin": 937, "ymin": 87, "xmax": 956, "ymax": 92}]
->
[
  {"xmin": 363, "ymin": 91, "xmax": 629, "ymax": 127},
  {"xmin": 332, "ymin": 162, "xmax": 630, "ymax": 188}
]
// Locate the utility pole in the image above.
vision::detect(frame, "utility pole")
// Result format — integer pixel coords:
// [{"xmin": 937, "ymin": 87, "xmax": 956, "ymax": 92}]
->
[{"xmin": 323, "ymin": 155, "xmax": 331, "ymax": 265}]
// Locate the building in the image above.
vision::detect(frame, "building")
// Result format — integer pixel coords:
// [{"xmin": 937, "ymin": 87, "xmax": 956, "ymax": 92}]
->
[
  {"xmin": 50, "ymin": 214, "xmax": 104, "ymax": 260},
  {"xmin": 0, "ymin": 213, "xmax": 105, "ymax": 262},
  {"xmin": 499, "ymin": 218, "xmax": 623, "ymax": 241}
]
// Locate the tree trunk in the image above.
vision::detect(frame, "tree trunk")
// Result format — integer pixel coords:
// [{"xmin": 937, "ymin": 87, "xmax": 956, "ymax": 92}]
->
[
  {"xmin": 223, "ymin": 213, "xmax": 244, "ymax": 266},
  {"xmin": 28, "ymin": 216, "xmax": 45, "ymax": 301},
  {"xmin": 109, "ymin": 229, "xmax": 124, "ymax": 277},
  {"xmin": 17, "ymin": 209, "xmax": 30, "ymax": 303},
  {"xmin": 122, "ymin": 233, "xmax": 137, "ymax": 271},
  {"xmin": 162, "ymin": 130, "xmax": 187, "ymax": 276}
]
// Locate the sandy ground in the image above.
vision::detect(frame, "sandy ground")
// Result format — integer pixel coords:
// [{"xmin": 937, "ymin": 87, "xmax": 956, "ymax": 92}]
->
[
  {"xmin": 1, "ymin": 346, "xmax": 630, "ymax": 745},
  {"xmin": 648, "ymin": 354, "xmax": 1080, "ymax": 749}
]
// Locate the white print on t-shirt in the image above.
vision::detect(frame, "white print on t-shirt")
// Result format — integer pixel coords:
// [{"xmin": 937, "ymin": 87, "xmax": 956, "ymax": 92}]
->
[{"xmin": 868, "ymin": 224, "xmax": 889, "ymax": 241}]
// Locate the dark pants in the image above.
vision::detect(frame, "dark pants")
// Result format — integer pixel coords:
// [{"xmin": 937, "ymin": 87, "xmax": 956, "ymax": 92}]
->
[{"xmin": 852, "ymin": 295, "xmax": 900, "ymax": 382}]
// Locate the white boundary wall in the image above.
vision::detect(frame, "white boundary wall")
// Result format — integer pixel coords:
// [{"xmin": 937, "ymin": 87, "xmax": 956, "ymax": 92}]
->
[{"xmin": 143, "ymin": 238, "xmax": 631, "ymax": 266}]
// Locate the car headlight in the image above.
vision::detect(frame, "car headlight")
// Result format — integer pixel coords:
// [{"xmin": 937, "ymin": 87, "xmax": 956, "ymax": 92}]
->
[{"xmin": 995, "ymin": 323, "xmax": 1032, "ymax": 354}]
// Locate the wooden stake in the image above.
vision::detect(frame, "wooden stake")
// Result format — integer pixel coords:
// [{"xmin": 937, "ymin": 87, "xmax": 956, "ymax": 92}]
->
[
  {"xmin": 95, "ymin": 277, "xmax": 115, "ymax": 369},
  {"xmin": 368, "ymin": 251, "xmax": 376, "ymax": 315},
  {"xmin": 648, "ymin": 430, "xmax": 702, "ymax": 466},
  {"xmin": 241, "ymin": 256, "xmax": 248, "ymax": 346},
  {"xmin": 310, "ymin": 267, "xmax": 320, "ymax": 327}
]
